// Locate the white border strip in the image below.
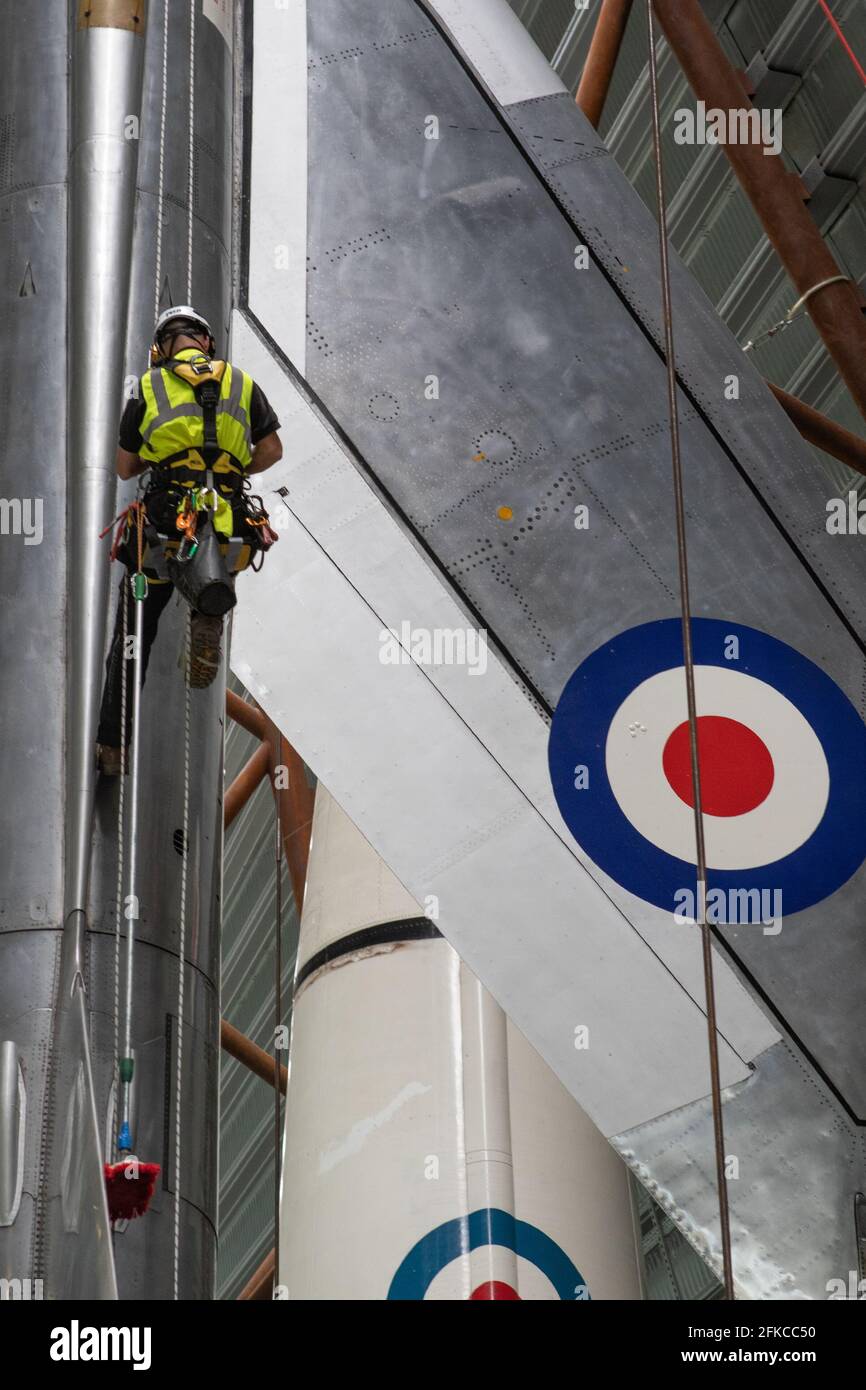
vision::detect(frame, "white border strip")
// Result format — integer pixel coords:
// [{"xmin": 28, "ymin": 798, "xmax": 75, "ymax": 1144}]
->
[
  {"xmin": 247, "ymin": 0, "xmax": 308, "ymax": 372},
  {"xmin": 426, "ymin": 0, "xmax": 566, "ymax": 106}
]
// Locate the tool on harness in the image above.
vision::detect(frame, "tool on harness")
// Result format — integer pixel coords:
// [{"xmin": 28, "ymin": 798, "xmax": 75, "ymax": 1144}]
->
[
  {"xmin": 167, "ymin": 509, "xmax": 237, "ymax": 617},
  {"xmin": 242, "ymin": 488, "xmax": 279, "ymax": 549},
  {"xmin": 176, "ymin": 494, "xmax": 199, "ymax": 560}
]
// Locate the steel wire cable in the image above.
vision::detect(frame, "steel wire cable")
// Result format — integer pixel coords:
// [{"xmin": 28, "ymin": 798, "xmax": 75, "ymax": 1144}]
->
[{"xmin": 645, "ymin": 0, "xmax": 735, "ymax": 1300}]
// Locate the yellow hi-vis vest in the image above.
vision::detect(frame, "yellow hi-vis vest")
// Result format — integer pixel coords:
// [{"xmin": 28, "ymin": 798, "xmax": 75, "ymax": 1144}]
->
[{"xmin": 137, "ymin": 348, "xmax": 254, "ymax": 493}]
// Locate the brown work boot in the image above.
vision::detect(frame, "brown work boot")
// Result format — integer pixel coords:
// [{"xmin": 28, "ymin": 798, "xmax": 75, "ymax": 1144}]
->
[
  {"xmin": 188, "ymin": 612, "xmax": 223, "ymax": 689},
  {"xmin": 96, "ymin": 744, "xmax": 127, "ymax": 776}
]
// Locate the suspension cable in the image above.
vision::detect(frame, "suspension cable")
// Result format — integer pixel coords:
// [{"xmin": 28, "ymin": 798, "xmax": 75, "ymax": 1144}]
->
[
  {"xmin": 743, "ymin": 276, "xmax": 852, "ymax": 353},
  {"xmin": 645, "ymin": 0, "xmax": 735, "ymax": 1300}
]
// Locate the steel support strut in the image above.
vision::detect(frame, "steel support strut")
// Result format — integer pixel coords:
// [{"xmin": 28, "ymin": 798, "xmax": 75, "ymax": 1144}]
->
[
  {"xmin": 652, "ymin": 0, "xmax": 866, "ymax": 427},
  {"xmin": 220, "ymin": 1020, "xmax": 287, "ymax": 1095},
  {"xmin": 576, "ymin": 0, "xmax": 635, "ymax": 128},
  {"xmin": 768, "ymin": 384, "xmax": 866, "ymax": 477}
]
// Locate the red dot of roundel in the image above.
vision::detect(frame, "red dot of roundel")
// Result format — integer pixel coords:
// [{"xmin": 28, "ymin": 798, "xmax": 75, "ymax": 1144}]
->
[
  {"xmin": 470, "ymin": 1281, "xmax": 521, "ymax": 1300},
  {"xmin": 662, "ymin": 716, "xmax": 774, "ymax": 817}
]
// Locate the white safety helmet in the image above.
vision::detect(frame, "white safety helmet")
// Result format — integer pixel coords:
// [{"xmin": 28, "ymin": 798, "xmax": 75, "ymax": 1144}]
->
[{"xmin": 152, "ymin": 304, "xmax": 215, "ymax": 359}]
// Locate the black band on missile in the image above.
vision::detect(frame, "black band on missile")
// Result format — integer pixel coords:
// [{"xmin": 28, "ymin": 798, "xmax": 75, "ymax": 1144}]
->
[{"xmin": 294, "ymin": 917, "xmax": 443, "ymax": 995}]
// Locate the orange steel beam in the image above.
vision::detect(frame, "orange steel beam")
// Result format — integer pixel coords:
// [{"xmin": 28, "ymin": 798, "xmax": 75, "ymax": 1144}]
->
[
  {"xmin": 220, "ymin": 1019, "xmax": 287, "ymax": 1095},
  {"xmin": 768, "ymin": 383, "xmax": 866, "ymax": 477},
  {"xmin": 237, "ymin": 1247, "xmax": 276, "ymax": 1302},
  {"xmin": 261, "ymin": 712, "xmax": 315, "ymax": 916},
  {"xmin": 223, "ymin": 741, "xmax": 271, "ymax": 829},
  {"xmin": 652, "ymin": 0, "xmax": 866, "ymax": 427},
  {"xmin": 576, "ymin": 0, "xmax": 634, "ymax": 128},
  {"xmin": 226, "ymin": 688, "xmax": 268, "ymax": 741},
  {"xmin": 224, "ymin": 699, "xmax": 314, "ymax": 910}
]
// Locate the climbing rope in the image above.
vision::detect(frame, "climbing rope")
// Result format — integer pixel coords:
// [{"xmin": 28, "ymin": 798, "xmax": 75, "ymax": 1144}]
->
[
  {"xmin": 153, "ymin": 0, "xmax": 171, "ymax": 323},
  {"xmin": 186, "ymin": 0, "xmax": 197, "ymax": 301},
  {"xmin": 172, "ymin": 0, "xmax": 200, "ymax": 1298},
  {"xmin": 172, "ymin": 607, "xmax": 193, "ymax": 1301},
  {"xmin": 645, "ymin": 0, "xmax": 735, "ymax": 1299},
  {"xmin": 117, "ymin": 506, "xmax": 148, "ymax": 1158},
  {"xmin": 273, "ymin": 786, "xmax": 283, "ymax": 1298},
  {"xmin": 109, "ymin": 0, "xmax": 171, "ymax": 1208},
  {"xmin": 111, "ymin": 574, "xmax": 129, "ymax": 1153}
]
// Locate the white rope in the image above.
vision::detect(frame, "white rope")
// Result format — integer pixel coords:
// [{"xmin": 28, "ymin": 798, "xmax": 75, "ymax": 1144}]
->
[
  {"xmin": 153, "ymin": 0, "xmax": 171, "ymax": 323},
  {"xmin": 173, "ymin": 6, "xmax": 198, "ymax": 1297},
  {"xmin": 110, "ymin": 0, "xmax": 169, "ymax": 1170},
  {"xmin": 186, "ymin": 0, "xmax": 197, "ymax": 301},
  {"xmin": 173, "ymin": 608, "xmax": 192, "ymax": 1300},
  {"xmin": 111, "ymin": 579, "xmax": 129, "ymax": 1151},
  {"xmin": 114, "ymin": 0, "xmax": 169, "ymax": 1160}
]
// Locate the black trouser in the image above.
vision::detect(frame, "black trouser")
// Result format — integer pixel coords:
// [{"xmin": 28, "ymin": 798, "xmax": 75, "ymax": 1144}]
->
[
  {"xmin": 97, "ymin": 483, "xmax": 261, "ymax": 745},
  {"xmin": 97, "ymin": 486, "xmax": 254, "ymax": 746},
  {"xmin": 97, "ymin": 573, "xmax": 175, "ymax": 748}
]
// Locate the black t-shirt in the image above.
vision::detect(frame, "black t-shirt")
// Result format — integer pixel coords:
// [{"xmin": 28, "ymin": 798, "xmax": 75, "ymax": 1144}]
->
[{"xmin": 118, "ymin": 375, "xmax": 280, "ymax": 453}]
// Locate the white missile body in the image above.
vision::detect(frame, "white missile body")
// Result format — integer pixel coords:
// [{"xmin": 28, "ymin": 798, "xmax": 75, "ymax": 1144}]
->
[{"xmin": 280, "ymin": 787, "xmax": 642, "ymax": 1300}]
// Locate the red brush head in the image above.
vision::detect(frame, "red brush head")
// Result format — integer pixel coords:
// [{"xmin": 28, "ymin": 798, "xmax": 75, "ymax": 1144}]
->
[{"xmin": 104, "ymin": 1160, "xmax": 161, "ymax": 1221}]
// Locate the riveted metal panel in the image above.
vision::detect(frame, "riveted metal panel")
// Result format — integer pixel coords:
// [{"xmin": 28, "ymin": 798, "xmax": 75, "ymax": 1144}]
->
[
  {"xmin": 234, "ymin": 0, "xmax": 866, "ymax": 1296},
  {"xmin": 289, "ymin": 0, "xmax": 866, "ymax": 1121}
]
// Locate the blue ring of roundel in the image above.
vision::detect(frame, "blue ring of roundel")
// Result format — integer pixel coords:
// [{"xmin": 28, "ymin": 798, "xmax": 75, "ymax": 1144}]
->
[
  {"xmin": 548, "ymin": 618, "xmax": 866, "ymax": 917},
  {"xmin": 387, "ymin": 1207, "xmax": 588, "ymax": 1300}
]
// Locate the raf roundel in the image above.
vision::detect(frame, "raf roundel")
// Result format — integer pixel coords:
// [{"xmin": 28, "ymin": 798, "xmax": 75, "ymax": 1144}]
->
[
  {"xmin": 388, "ymin": 1209, "xmax": 589, "ymax": 1300},
  {"xmin": 548, "ymin": 619, "xmax": 866, "ymax": 918}
]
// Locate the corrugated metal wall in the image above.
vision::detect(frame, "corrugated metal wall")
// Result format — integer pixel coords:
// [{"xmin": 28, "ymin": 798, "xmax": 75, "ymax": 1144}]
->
[{"xmin": 217, "ymin": 676, "xmax": 304, "ymax": 1299}]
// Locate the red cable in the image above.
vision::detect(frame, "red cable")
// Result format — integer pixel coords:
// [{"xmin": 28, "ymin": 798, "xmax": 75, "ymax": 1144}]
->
[{"xmin": 817, "ymin": 0, "xmax": 866, "ymax": 87}]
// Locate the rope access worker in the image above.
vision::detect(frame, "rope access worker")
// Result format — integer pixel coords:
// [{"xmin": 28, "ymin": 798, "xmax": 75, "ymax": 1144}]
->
[{"xmin": 96, "ymin": 306, "xmax": 282, "ymax": 776}]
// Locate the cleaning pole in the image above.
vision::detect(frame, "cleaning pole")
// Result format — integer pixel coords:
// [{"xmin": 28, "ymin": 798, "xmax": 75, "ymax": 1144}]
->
[{"xmin": 105, "ymin": 504, "xmax": 160, "ymax": 1220}]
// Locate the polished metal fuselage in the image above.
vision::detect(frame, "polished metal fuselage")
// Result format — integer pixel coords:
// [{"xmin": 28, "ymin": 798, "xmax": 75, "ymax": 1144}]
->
[{"xmin": 0, "ymin": 0, "xmax": 234, "ymax": 1300}]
